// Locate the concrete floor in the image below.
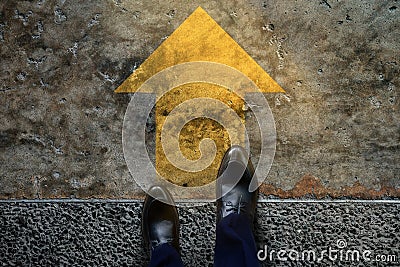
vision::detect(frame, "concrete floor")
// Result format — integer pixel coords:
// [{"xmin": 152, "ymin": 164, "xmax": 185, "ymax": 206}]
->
[{"xmin": 0, "ymin": 0, "xmax": 399, "ymax": 199}]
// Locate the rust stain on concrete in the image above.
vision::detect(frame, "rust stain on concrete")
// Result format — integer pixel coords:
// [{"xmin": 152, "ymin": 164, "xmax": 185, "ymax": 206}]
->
[{"xmin": 260, "ymin": 175, "xmax": 400, "ymax": 199}]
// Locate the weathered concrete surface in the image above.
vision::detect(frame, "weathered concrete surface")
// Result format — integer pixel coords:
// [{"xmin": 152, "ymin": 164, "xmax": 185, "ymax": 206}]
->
[
  {"xmin": 0, "ymin": 201, "xmax": 399, "ymax": 266},
  {"xmin": 0, "ymin": 0, "xmax": 399, "ymax": 198}
]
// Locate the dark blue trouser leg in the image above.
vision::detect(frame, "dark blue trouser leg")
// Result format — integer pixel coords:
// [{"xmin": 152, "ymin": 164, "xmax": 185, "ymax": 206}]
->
[
  {"xmin": 148, "ymin": 243, "xmax": 184, "ymax": 267},
  {"xmin": 214, "ymin": 213, "xmax": 260, "ymax": 267}
]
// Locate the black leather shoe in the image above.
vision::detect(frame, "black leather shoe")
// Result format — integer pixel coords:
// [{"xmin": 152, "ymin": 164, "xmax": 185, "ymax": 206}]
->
[
  {"xmin": 142, "ymin": 186, "xmax": 180, "ymax": 255},
  {"xmin": 216, "ymin": 145, "xmax": 258, "ymax": 225}
]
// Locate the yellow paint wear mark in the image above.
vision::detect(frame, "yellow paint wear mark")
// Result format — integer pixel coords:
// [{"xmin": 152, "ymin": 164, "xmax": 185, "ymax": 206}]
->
[{"xmin": 156, "ymin": 83, "xmax": 244, "ymax": 186}]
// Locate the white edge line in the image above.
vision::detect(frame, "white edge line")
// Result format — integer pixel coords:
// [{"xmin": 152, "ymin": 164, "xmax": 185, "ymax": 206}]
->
[
  {"xmin": 0, "ymin": 199, "xmax": 399, "ymax": 204},
  {"xmin": 257, "ymin": 199, "xmax": 400, "ymax": 204}
]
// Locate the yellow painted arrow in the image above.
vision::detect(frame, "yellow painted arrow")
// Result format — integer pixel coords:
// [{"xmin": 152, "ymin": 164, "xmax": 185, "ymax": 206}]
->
[
  {"xmin": 116, "ymin": 7, "xmax": 285, "ymax": 187},
  {"xmin": 115, "ymin": 7, "xmax": 284, "ymax": 94}
]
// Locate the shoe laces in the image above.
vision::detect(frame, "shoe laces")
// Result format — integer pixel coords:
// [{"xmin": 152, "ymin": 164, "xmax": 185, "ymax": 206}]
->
[
  {"xmin": 151, "ymin": 238, "xmax": 174, "ymax": 250},
  {"xmin": 225, "ymin": 195, "xmax": 247, "ymax": 214}
]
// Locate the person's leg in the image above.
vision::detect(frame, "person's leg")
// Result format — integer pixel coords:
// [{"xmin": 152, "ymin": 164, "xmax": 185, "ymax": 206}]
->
[
  {"xmin": 214, "ymin": 214, "xmax": 259, "ymax": 267},
  {"xmin": 214, "ymin": 146, "xmax": 260, "ymax": 267},
  {"xmin": 142, "ymin": 186, "xmax": 184, "ymax": 267},
  {"xmin": 148, "ymin": 243, "xmax": 184, "ymax": 267}
]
